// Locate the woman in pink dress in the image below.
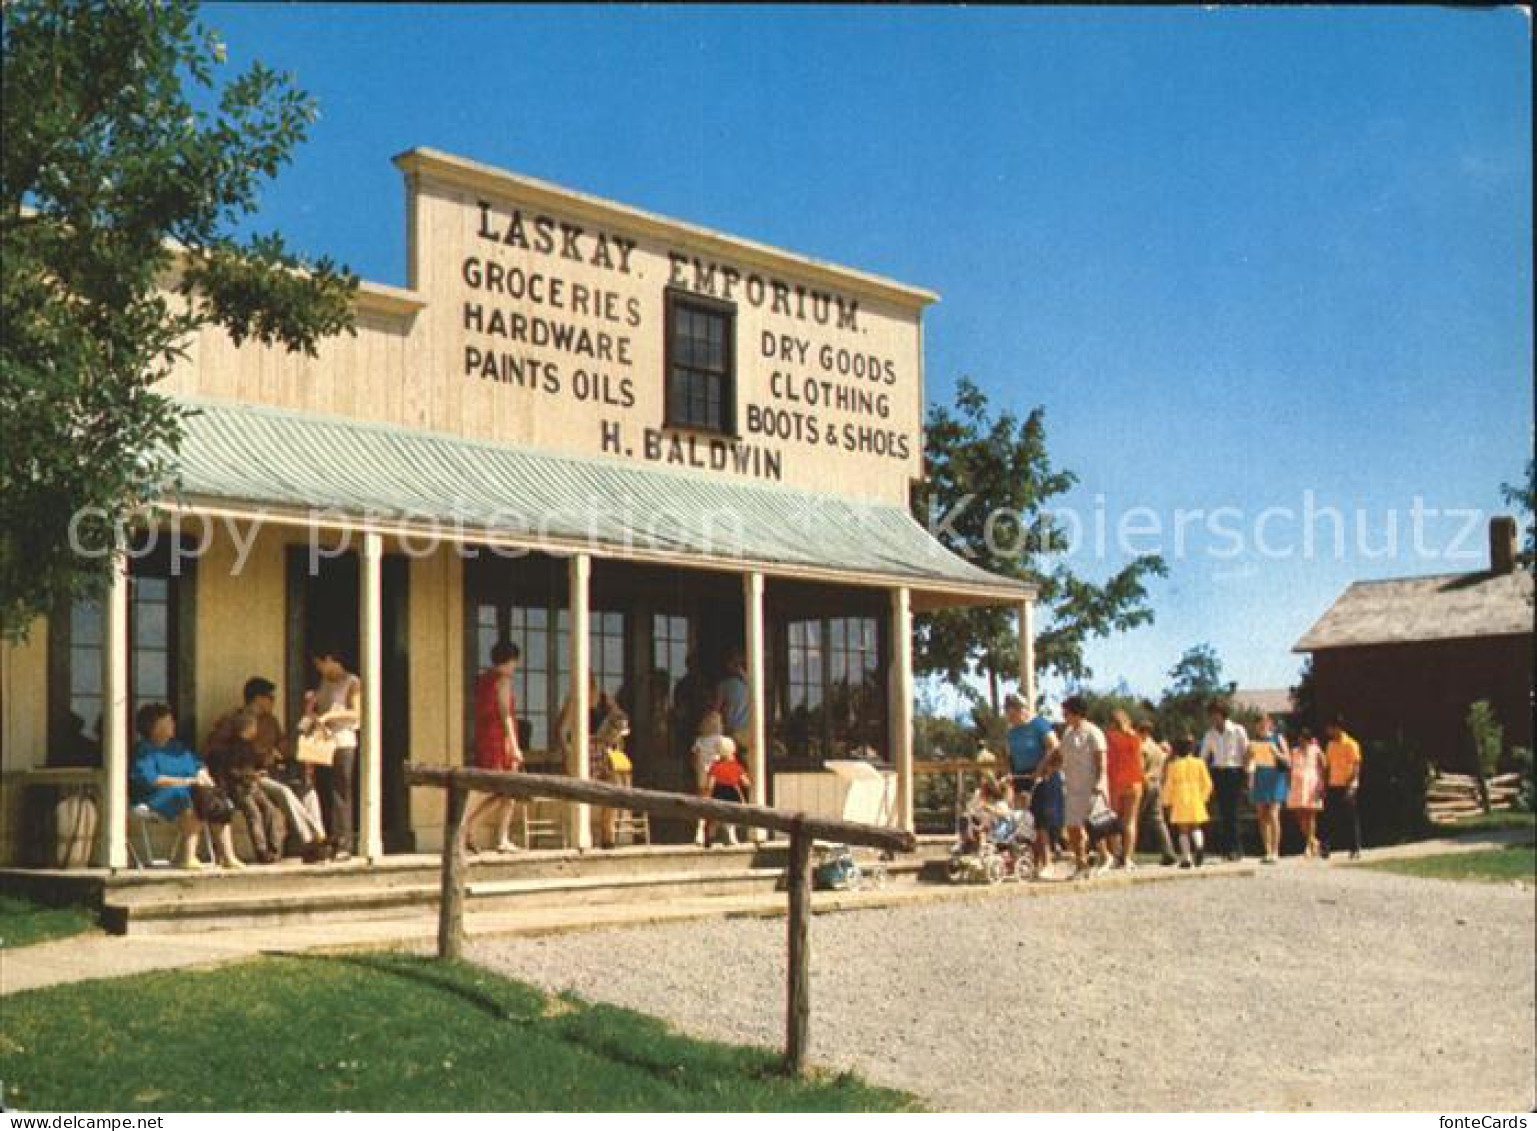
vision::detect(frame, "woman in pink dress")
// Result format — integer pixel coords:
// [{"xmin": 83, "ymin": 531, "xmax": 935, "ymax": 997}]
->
[{"xmin": 1285, "ymin": 727, "xmax": 1326, "ymax": 857}]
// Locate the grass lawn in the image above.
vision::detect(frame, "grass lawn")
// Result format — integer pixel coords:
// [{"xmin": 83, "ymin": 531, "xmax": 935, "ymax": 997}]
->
[
  {"xmin": 1432, "ymin": 809, "xmax": 1536, "ymax": 834},
  {"xmin": 0, "ymin": 952, "xmax": 916, "ymax": 1112},
  {"xmin": 0, "ymin": 894, "xmax": 97, "ymax": 950},
  {"xmin": 1364, "ymin": 842, "xmax": 1536, "ymax": 885}
]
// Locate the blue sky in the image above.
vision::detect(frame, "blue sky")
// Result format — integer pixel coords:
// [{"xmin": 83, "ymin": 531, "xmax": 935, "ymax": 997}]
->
[{"xmin": 204, "ymin": 4, "xmax": 1532, "ymax": 699}]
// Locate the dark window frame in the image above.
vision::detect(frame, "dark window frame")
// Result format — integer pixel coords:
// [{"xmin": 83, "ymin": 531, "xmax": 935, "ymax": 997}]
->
[
  {"xmin": 462, "ymin": 558, "xmax": 630, "ymax": 759},
  {"xmin": 662, "ymin": 287, "xmax": 737, "ymax": 437},
  {"xmin": 769, "ymin": 605, "xmax": 889, "ymax": 768},
  {"xmin": 47, "ymin": 540, "xmax": 197, "ymax": 765}
]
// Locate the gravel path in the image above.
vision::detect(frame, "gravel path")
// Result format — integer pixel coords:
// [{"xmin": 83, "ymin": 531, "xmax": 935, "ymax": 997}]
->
[{"xmin": 470, "ymin": 864, "xmax": 1535, "ymax": 1111}]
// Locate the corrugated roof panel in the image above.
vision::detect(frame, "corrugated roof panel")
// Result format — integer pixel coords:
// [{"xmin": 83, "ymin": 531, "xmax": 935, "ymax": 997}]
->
[{"xmin": 160, "ymin": 398, "xmax": 1027, "ymax": 597}]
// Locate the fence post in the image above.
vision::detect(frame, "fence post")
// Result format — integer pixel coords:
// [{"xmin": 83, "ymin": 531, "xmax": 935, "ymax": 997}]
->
[
  {"xmin": 785, "ymin": 822, "xmax": 813, "ymax": 1075},
  {"xmin": 438, "ymin": 778, "xmax": 468, "ymax": 960}
]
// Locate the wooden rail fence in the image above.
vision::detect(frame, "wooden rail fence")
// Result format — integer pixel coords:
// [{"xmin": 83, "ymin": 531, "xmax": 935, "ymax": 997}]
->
[{"xmin": 405, "ymin": 764, "xmax": 916, "ymax": 1075}]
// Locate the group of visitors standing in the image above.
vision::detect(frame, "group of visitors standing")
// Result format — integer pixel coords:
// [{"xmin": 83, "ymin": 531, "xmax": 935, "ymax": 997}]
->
[
  {"xmin": 461, "ymin": 640, "xmax": 756, "ymax": 851},
  {"xmin": 1002, "ymin": 693, "xmax": 1364, "ymax": 877},
  {"xmin": 128, "ymin": 651, "xmax": 363, "ymax": 869}
]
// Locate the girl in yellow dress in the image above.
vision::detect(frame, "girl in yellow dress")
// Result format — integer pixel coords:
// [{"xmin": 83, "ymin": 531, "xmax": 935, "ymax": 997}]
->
[{"xmin": 1161, "ymin": 735, "xmax": 1213, "ymax": 868}]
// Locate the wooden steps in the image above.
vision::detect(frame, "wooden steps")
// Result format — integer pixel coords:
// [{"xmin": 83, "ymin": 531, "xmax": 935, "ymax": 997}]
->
[{"xmin": 0, "ymin": 842, "xmax": 939, "ymax": 936}]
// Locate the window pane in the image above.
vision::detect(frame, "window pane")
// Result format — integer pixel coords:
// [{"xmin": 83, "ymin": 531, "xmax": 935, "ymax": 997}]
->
[
  {"xmin": 603, "ymin": 635, "xmax": 624, "ymax": 681},
  {"xmin": 830, "ymin": 619, "xmax": 846, "ymax": 649},
  {"xmin": 135, "ymin": 650, "xmax": 168, "ymax": 698},
  {"xmin": 135, "ymin": 577, "xmax": 168, "ymax": 602},
  {"xmin": 134, "ymin": 600, "xmax": 168, "ymax": 648},
  {"xmin": 70, "ymin": 599, "xmax": 103, "ymax": 647},
  {"xmin": 71, "ymin": 646, "xmax": 102, "ymax": 696},
  {"xmin": 525, "ymin": 671, "xmax": 547, "ymax": 714},
  {"xmin": 69, "ymin": 695, "xmax": 102, "ymax": 738}
]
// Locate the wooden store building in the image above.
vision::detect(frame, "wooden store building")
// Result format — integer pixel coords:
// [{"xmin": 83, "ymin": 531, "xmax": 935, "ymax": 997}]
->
[{"xmin": 0, "ymin": 148, "xmax": 1032, "ymax": 871}]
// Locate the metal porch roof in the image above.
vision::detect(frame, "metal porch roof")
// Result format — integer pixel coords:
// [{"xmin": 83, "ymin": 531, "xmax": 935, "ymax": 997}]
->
[{"xmin": 162, "ymin": 398, "xmax": 1028, "ymax": 601}]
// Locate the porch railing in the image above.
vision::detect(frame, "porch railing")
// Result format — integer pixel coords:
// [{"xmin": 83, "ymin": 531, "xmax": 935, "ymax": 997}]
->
[{"xmin": 404, "ymin": 764, "xmax": 916, "ymax": 1075}]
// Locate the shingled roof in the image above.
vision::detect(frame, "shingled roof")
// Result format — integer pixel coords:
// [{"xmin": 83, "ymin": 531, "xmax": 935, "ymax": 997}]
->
[{"xmin": 1294, "ymin": 568, "xmax": 1533, "ymax": 652}]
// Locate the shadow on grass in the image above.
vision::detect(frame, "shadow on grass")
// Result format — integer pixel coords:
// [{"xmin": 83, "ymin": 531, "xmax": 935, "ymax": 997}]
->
[
  {"xmin": 265, "ymin": 949, "xmax": 541, "ymax": 1022},
  {"xmin": 264, "ymin": 950, "xmax": 795, "ymax": 1089}
]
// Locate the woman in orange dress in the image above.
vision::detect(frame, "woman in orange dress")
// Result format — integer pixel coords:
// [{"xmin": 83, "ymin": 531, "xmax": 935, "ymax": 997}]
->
[{"xmin": 1105, "ymin": 709, "xmax": 1145, "ymax": 869}]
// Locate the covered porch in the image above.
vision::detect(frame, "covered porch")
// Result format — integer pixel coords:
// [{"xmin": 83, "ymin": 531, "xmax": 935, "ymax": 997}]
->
[{"xmin": 1, "ymin": 399, "xmax": 1032, "ymax": 872}]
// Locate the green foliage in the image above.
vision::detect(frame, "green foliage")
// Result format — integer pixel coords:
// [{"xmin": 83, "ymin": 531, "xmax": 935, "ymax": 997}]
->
[
  {"xmin": 1499, "ymin": 458, "xmax": 1535, "ymax": 569},
  {"xmin": 1358, "ymin": 737, "xmax": 1433, "ymax": 847},
  {"xmin": 1081, "ymin": 689, "xmax": 1156, "ymax": 730},
  {"xmin": 913, "ymin": 711, "xmax": 974, "ymax": 762},
  {"xmin": 1466, "ymin": 699, "xmax": 1504, "ymax": 780},
  {"xmin": 1512, "ymin": 746, "xmax": 1535, "ymax": 813},
  {"xmin": 0, "ymin": 953, "xmax": 915, "ymax": 1111},
  {"xmin": 1289, "ymin": 655, "xmax": 1318, "ymax": 735},
  {"xmin": 1, "ymin": 0, "xmax": 357, "ymax": 641},
  {"xmin": 1155, "ymin": 643, "xmax": 1237, "ymax": 741},
  {"xmin": 910, "ymin": 377, "xmax": 1166, "ymax": 704}
]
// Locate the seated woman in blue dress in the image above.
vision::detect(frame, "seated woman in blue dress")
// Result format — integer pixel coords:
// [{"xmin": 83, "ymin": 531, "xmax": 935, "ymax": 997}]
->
[{"xmin": 130, "ymin": 702, "xmax": 243, "ymax": 870}]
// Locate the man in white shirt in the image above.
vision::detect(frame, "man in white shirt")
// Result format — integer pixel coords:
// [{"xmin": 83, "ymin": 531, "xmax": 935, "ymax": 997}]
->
[{"xmin": 1200, "ymin": 700, "xmax": 1249, "ymax": 861}]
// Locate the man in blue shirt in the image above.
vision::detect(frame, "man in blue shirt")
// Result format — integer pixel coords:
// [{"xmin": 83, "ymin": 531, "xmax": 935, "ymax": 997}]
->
[{"xmin": 1004, "ymin": 692, "xmax": 1062, "ymax": 870}]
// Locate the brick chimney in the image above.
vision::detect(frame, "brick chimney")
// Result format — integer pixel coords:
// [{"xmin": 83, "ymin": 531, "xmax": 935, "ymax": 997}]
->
[{"xmin": 1489, "ymin": 515, "xmax": 1518, "ymax": 575}]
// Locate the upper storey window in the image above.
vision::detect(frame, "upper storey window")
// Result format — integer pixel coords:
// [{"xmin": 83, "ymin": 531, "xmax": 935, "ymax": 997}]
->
[{"xmin": 664, "ymin": 289, "xmax": 735, "ymax": 435}]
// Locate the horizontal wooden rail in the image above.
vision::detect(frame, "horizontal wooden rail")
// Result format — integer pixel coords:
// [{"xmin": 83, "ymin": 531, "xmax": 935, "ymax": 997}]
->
[
  {"xmin": 913, "ymin": 758, "xmax": 1003, "ymax": 775},
  {"xmin": 406, "ymin": 765, "xmax": 916, "ymax": 853},
  {"xmin": 406, "ymin": 762, "xmax": 916, "ymax": 1076}
]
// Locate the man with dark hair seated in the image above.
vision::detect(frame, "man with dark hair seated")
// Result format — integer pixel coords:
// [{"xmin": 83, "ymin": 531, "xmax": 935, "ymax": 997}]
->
[
  {"xmin": 204, "ymin": 709, "xmax": 286, "ymax": 864},
  {"xmin": 236, "ymin": 676, "xmax": 329, "ymax": 861}
]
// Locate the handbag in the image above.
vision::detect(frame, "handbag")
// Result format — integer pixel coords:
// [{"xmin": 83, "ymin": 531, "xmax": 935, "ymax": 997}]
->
[
  {"xmin": 192, "ymin": 784, "xmax": 236, "ymax": 825},
  {"xmin": 1085, "ymin": 793, "xmax": 1120, "ymax": 842},
  {"xmin": 296, "ymin": 730, "xmax": 337, "ymax": 767}
]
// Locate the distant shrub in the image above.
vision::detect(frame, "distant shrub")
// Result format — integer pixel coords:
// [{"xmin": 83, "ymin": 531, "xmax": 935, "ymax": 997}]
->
[
  {"xmin": 1513, "ymin": 746, "xmax": 1534, "ymax": 813},
  {"xmin": 1359, "ymin": 737, "xmax": 1433, "ymax": 846}
]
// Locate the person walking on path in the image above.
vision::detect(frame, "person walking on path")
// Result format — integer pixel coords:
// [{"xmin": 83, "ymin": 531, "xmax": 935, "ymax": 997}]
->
[
  {"xmin": 1136, "ymin": 721, "xmax": 1177, "ymax": 866},
  {"xmin": 1003, "ymin": 692, "xmax": 1062, "ymax": 871},
  {"xmin": 1247, "ymin": 713, "xmax": 1291, "ymax": 864},
  {"xmin": 1199, "ymin": 701, "xmax": 1249, "ymax": 861},
  {"xmin": 1286, "ymin": 727, "xmax": 1327, "ymax": 857},
  {"xmin": 1059, "ymin": 696, "xmax": 1107, "ymax": 877},
  {"xmin": 1321, "ymin": 717, "xmax": 1364, "ymax": 859},
  {"xmin": 463, "ymin": 640, "xmax": 525, "ymax": 854},
  {"xmin": 1162, "ymin": 735, "xmax": 1212, "ymax": 868},
  {"xmin": 1105, "ymin": 709, "xmax": 1144, "ymax": 869}
]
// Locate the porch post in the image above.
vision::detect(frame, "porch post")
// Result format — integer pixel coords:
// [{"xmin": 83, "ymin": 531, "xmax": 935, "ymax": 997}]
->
[
  {"xmin": 743, "ymin": 571, "xmax": 767, "ymax": 822},
  {"xmin": 889, "ymin": 586, "xmax": 914, "ymax": 832},
  {"xmin": 98, "ymin": 554, "xmax": 130, "ymax": 869},
  {"xmin": 567, "ymin": 552, "xmax": 592, "ymax": 848},
  {"xmin": 358, "ymin": 531, "xmax": 384, "ymax": 860},
  {"xmin": 1017, "ymin": 598, "xmax": 1036, "ymax": 710}
]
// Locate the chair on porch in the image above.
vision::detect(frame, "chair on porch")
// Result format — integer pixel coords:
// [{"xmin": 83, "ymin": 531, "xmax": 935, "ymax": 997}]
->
[
  {"xmin": 518, "ymin": 800, "xmax": 568, "ymax": 850},
  {"xmin": 605, "ymin": 772, "xmax": 651, "ymax": 847},
  {"xmin": 126, "ymin": 803, "xmax": 214, "ymax": 869}
]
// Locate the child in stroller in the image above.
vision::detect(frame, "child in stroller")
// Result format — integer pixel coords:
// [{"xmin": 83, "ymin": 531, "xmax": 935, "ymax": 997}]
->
[{"xmin": 948, "ymin": 774, "xmax": 1037, "ymax": 884}]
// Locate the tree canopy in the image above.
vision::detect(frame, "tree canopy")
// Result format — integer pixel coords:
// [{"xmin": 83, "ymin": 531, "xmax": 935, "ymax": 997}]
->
[
  {"xmin": 910, "ymin": 376, "xmax": 1167, "ymax": 708},
  {"xmin": 1, "ymin": 0, "xmax": 356, "ymax": 640}
]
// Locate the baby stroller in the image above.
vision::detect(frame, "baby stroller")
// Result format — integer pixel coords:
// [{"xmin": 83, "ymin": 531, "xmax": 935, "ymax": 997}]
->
[
  {"xmin": 813, "ymin": 843, "xmax": 891, "ymax": 891},
  {"xmin": 947, "ymin": 806, "xmax": 1036, "ymax": 885}
]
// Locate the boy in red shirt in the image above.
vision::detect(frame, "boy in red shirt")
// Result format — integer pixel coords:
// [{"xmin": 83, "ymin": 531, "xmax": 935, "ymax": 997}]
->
[{"xmin": 704, "ymin": 748, "xmax": 752, "ymax": 847}]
